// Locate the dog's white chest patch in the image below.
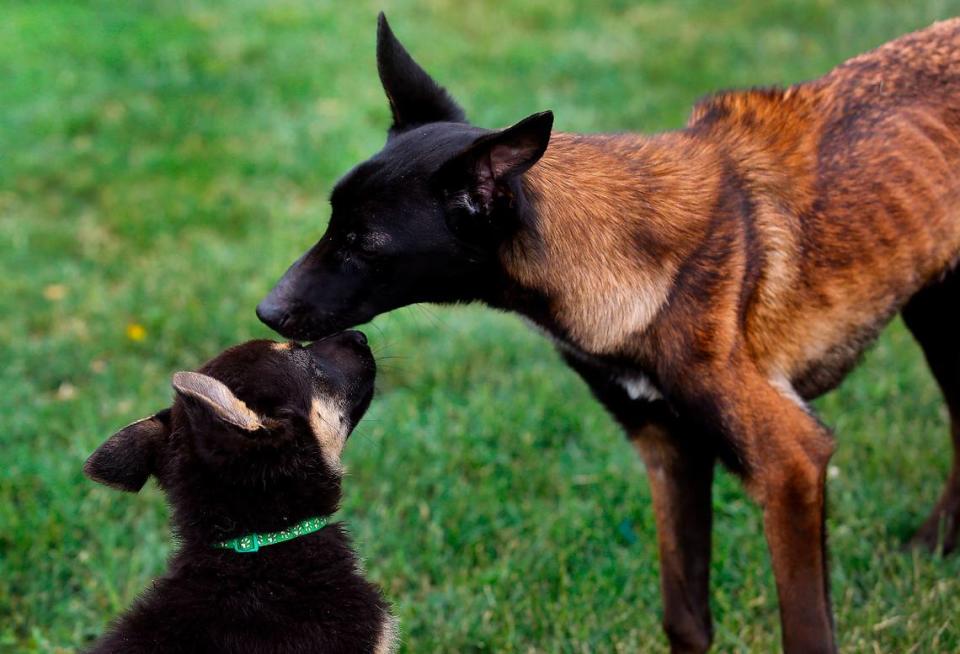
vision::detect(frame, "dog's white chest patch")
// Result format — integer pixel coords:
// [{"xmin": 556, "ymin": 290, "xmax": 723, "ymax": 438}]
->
[
  {"xmin": 618, "ymin": 374, "xmax": 663, "ymax": 402},
  {"xmin": 522, "ymin": 318, "xmax": 664, "ymax": 403}
]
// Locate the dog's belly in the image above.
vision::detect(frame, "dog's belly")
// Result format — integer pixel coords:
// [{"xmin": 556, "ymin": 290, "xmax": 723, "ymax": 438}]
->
[
  {"xmin": 774, "ymin": 263, "xmax": 935, "ymax": 400},
  {"xmin": 772, "ymin": 246, "xmax": 960, "ymax": 400},
  {"xmin": 789, "ymin": 326, "xmax": 885, "ymax": 400}
]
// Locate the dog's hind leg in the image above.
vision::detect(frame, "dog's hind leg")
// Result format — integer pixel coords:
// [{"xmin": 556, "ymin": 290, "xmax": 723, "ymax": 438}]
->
[
  {"xmin": 902, "ymin": 265, "xmax": 960, "ymax": 554},
  {"xmin": 563, "ymin": 354, "xmax": 714, "ymax": 653}
]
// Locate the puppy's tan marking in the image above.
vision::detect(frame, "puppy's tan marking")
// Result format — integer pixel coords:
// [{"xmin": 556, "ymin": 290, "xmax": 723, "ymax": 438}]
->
[
  {"xmin": 373, "ymin": 614, "xmax": 400, "ymax": 654},
  {"xmin": 309, "ymin": 395, "xmax": 348, "ymax": 474}
]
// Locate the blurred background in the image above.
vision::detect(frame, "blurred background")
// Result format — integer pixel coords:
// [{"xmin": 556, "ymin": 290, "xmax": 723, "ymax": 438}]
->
[{"xmin": 3, "ymin": 1, "xmax": 960, "ymax": 651}]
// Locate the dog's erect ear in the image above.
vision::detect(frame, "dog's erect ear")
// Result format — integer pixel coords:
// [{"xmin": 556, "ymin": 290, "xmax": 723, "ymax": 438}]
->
[
  {"xmin": 439, "ymin": 111, "xmax": 554, "ymax": 214},
  {"xmin": 84, "ymin": 409, "xmax": 171, "ymax": 492},
  {"xmin": 376, "ymin": 12, "xmax": 466, "ymax": 137},
  {"xmin": 171, "ymin": 372, "xmax": 263, "ymax": 432}
]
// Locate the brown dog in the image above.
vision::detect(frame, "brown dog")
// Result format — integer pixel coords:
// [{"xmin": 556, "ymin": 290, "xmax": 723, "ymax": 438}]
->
[{"xmin": 258, "ymin": 15, "xmax": 960, "ymax": 653}]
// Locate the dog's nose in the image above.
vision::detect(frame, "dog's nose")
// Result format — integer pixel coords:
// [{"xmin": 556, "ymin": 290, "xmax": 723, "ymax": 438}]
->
[{"xmin": 256, "ymin": 298, "xmax": 288, "ymax": 332}]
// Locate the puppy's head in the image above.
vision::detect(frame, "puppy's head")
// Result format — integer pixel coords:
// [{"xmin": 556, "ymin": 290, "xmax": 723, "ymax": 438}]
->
[
  {"xmin": 84, "ymin": 331, "xmax": 375, "ymax": 540},
  {"xmin": 256, "ymin": 13, "xmax": 553, "ymax": 340}
]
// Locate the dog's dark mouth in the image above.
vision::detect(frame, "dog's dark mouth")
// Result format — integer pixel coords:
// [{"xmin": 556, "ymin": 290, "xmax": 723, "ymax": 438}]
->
[
  {"xmin": 293, "ymin": 317, "xmax": 355, "ymax": 342},
  {"xmin": 258, "ymin": 301, "xmax": 346, "ymax": 341},
  {"xmin": 278, "ymin": 319, "xmax": 332, "ymax": 342}
]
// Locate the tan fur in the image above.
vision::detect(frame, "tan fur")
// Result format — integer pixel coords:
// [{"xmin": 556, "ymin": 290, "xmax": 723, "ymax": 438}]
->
[
  {"xmin": 309, "ymin": 395, "xmax": 348, "ymax": 474},
  {"xmin": 502, "ymin": 19, "xmax": 960, "ymax": 652},
  {"xmin": 514, "ymin": 133, "xmax": 718, "ymax": 352},
  {"xmin": 171, "ymin": 371, "xmax": 262, "ymax": 431},
  {"xmin": 510, "ymin": 19, "xmax": 960, "ymax": 398},
  {"xmin": 373, "ymin": 614, "xmax": 400, "ymax": 654}
]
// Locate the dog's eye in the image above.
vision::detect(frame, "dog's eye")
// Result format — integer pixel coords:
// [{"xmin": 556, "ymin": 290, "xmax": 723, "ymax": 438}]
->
[
  {"xmin": 357, "ymin": 232, "xmax": 389, "ymax": 257},
  {"xmin": 344, "ymin": 232, "xmax": 372, "ymax": 256}
]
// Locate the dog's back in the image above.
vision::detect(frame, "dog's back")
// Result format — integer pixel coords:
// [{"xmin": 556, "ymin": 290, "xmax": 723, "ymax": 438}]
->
[{"xmin": 676, "ymin": 18, "xmax": 960, "ymax": 395}]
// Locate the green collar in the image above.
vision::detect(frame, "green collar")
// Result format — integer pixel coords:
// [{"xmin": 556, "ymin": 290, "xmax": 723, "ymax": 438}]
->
[{"xmin": 213, "ymin": 516, "xmax": 328, "ymax": 553}]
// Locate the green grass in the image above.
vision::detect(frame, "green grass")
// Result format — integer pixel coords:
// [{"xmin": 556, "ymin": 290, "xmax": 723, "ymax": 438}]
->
[{"xmin": 3, "ymin": 0, "xmax": 960, "ymax": 651}]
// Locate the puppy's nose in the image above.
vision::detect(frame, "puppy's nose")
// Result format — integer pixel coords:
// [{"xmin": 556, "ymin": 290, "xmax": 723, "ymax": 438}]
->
[
  {"xmin": 344, "ymin": 330, "xmax": 368, "ymax": 347},
  {"xmin": 256, "ymin": 298, "xmax": 288, "ymax": 332}
]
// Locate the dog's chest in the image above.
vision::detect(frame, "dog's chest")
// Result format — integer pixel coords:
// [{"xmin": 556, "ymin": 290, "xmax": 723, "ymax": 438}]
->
[
  {"xmin": 530, "ymin": 319, "xmax": 664, "ymax": 402},
  {"xmin": 616, "ymin": 372, "xmax": 664, "ymax": 402}
]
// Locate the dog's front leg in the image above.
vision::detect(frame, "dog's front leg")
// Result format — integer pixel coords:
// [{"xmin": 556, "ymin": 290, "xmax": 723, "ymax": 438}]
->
[
  {"xmin": 689, "ymin": 363, "xmax": 837, "ymax": 654},
  {"xmin": 561, "ymin": 353, "xmax": 715, "ymax": 652},
  {"xmin": 632, "ymin": 423, "xmax": 715, "ymax": 654}
]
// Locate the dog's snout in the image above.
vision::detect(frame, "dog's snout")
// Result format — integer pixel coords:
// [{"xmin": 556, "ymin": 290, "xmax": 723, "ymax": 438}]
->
[{"xmin": 256, "ymin": 298, "xmax": 289, "ymax": 332}]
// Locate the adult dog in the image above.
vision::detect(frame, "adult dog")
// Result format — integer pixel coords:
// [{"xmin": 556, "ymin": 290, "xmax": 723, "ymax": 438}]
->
[{"xmin": 258, "ymin": 14, "xmax": 960, "ymax": 653}]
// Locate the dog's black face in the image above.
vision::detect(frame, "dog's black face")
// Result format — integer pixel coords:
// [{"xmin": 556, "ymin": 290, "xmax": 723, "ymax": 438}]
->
[
  {"xmin": 257, "ymin": 14, "xmax": 553, "ymax": 340},
  {"xmin": 84, "ymin": 331, "xmax": 375, "ymax": 542}
]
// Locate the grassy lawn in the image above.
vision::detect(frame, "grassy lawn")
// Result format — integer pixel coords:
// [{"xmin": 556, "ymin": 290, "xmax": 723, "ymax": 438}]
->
[{"xmin": 3, "ymin": 0, "xmax": 960, "ymax": 651}]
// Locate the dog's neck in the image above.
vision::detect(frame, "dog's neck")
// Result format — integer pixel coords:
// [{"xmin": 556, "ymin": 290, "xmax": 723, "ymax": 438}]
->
[
  {"xmin": 170, "ymin": 519, "xmax": 354, "ymax": 575},
  {"xmin": 498, "ymin": 131, "xmax": 720, "ymax": 356},
  {"xmin": 166, "ymin": 469, "xmax": 342, "ymax": 551},
  {"xmin": 212, "ymin": 515, "xmax": 328, "ymax": 553}
]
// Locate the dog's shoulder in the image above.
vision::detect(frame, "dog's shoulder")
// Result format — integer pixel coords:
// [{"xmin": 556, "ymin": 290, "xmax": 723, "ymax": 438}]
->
[{"xmin": 686, "ymin": 85, "xmax": 818, "ymax": 145}]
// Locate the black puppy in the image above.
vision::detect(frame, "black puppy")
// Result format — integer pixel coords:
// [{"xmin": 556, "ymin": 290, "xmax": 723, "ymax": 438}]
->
[{"xmin": 84, "ymin": 332, "xmax": 397, "ymax": 653}]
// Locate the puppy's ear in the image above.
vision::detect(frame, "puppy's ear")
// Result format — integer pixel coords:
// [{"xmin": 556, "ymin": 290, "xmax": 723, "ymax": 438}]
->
[
  {"xmin": 376, "ymin": 12, "xmax": 466, "ymax": 137},
  {"xmin": 84, "ymin": 409, "xmax": 171, "ymax": 492},
  {"xmin": 171, "ymin": 371, "xmax": 262, "ymax": 432},
  {"xmin": 437, "ymin": 111, "xmax": 553, "ymax": 217}
]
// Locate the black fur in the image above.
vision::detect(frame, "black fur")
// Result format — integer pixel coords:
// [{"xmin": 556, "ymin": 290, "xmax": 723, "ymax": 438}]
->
[
  {"xmin": 377, "ymin": 13, "xmax": 466, "ymax": 137},
  {"xmin": 255, "ymin": 17, "xmax": 553, "ymax": 341},
  {"xmin": 84, "ymin": 333, "xmax": 395, "ymax": 654}
]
